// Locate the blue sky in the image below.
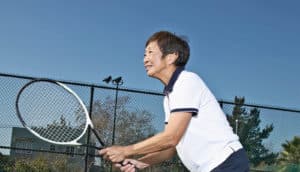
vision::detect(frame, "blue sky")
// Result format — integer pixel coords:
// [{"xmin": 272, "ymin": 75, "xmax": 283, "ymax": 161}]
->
[{"xmin": 0, "ymin": 0, "xmax": 299, "ymax": 109}]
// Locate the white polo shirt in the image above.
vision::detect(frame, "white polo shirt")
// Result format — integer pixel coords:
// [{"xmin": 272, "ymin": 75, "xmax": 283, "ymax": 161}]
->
[{"xmin": 163, "ymin": 67, "xmax": 243, "ymax": 172}]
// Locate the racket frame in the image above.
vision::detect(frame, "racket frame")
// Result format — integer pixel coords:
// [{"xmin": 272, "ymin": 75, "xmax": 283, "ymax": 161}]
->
[{"xmin": 15, "ymin": 79, "xmax": 102, "ymax": 148}]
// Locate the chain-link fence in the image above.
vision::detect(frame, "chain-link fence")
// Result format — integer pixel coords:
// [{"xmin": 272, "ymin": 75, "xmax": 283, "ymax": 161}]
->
[{"xmin": 1, "ymin": 73, "xmax": 300, "ymax": 172}]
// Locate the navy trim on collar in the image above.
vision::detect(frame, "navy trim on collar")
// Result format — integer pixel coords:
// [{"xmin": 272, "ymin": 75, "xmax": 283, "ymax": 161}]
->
[{"xmin": 163, "ymin": 66, "xmax": 185, "ymax": 95}]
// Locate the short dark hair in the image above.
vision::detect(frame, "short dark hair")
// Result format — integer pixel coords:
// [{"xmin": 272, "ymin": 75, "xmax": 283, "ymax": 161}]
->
[{"xmin": 145, "ymin": 31, "xmax": 190, "ymax": 66}]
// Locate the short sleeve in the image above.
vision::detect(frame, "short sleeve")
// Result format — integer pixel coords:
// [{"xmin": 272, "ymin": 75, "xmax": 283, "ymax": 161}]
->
[{"xmin": 168, "ymin": 73, "xmax": 204, "ymax": 116}]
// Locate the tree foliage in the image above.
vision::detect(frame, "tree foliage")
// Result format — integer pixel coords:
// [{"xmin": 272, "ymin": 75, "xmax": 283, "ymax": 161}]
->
[
  {"xmin": 91, "ymin": 95, "xmax": 157, "ymax": 146},
  {"xmin": 276, "ymin": 136, "xmax": 300, "ymax": 171},
  {"xmin": 3, "ymin": 154, "xmax": 83, "ymax": 172},
  {"xmin": 226, "ymin": 96, "xmax": 278, "ymax": 166},
  {"xmin": 0, "ymin": 153, "xmax": 14, "ymax": 172}
]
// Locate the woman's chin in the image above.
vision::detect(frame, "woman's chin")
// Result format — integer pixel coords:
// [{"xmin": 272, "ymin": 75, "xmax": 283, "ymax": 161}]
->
[{"xmin": 146, "ymin": 70, "xmax": 152, "ymax": 76}]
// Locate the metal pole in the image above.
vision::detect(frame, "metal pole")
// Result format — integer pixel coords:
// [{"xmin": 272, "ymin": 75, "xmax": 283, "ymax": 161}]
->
[
  {"xmin": 110, "ymin": 77, "xmax": 123, "ymax": 172},
  {"xmin": 112, "ymin": 83, "xmax": 119, "ymax": 145},
  {"xmin": 235, "ymin": 119, "xmax": 239, "ymax": 134},
  {"xmin": 84, "ymin": 86, "xmax": 95, "ymax": 172}
]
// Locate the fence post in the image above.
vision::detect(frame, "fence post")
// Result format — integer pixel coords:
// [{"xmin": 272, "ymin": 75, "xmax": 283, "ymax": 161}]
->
[{"xmin": 84, "ymin": 86, "xmax": 95, "ymax": 172}]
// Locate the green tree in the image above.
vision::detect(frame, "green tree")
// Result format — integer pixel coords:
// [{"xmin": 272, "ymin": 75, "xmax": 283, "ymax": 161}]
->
[
  {"xmin": 277, "ymin": 136, "xmax": 300, "ymax": 172},
  {"xmin": 226, "ymin": 97, "xmax": 278, "ymax": 166}
]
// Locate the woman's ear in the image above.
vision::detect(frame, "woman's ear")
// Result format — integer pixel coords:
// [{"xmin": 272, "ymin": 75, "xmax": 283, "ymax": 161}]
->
[{"xmin": 166, "ymin": 53, "xmax": 179, "ymax": 65}]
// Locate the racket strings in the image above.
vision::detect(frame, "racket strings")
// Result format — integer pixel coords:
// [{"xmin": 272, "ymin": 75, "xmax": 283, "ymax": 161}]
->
[{"xmin": 18, "ymin": 81, "xmax": 87, "ymax": 143}]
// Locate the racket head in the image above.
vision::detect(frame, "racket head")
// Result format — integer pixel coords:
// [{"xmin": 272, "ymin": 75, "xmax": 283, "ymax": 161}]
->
[{"xmin": 15, "ymin": 79, "xmax": 92, "ymax": 146}]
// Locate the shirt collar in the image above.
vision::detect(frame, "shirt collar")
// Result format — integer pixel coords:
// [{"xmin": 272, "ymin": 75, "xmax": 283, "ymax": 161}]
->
[{"xmin": 163, "ymin": 66, "xmax": 185, "ymax": 95}]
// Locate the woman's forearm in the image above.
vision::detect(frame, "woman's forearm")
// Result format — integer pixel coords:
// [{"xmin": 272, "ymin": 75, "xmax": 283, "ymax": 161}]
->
[{"xmin": 138, "ymin": 147, "xmax": 176, "ymax": 166}]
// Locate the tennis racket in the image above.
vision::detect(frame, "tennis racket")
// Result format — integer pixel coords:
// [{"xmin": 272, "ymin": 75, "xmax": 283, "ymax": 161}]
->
[{"xmin": 15, "ymin": 79, "xmax": 105, "ymax": 150}]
